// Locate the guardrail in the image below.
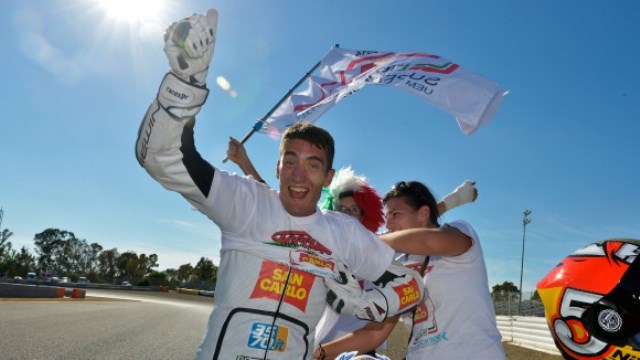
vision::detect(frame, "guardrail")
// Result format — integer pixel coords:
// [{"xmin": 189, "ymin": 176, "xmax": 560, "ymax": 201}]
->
[
  {"xmin": 176, "ymin": 287, "xmax": 214, "ymax": 297},
  {"xmin": 497, "ymin": 315, "xmax": 560, "ymax": 355}
]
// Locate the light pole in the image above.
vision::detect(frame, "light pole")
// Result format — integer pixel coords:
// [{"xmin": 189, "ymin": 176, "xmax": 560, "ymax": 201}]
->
[{"xmin": 518, "ymin": 209, "xmax": 532, "ymax": 315}]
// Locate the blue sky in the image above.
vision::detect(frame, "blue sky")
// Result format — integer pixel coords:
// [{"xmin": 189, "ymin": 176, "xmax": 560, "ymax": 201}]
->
[{"xmin": 2, "ymin": 0, "xmax": 639, "ymax": 293}]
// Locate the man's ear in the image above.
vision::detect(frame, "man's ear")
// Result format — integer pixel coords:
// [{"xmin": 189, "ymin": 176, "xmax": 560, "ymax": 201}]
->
[
  {"xmin": 322, "ymin": 168, "xmax": 335, "ymax": 187},
  {"xmin": 275, "ymin": 160, "xmax": 281, "ymax": 180}
]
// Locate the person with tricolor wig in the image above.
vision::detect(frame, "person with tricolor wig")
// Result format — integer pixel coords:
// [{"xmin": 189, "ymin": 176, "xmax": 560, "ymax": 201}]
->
[
  {"xmin": 317, "ymin": 169, "xmax": 479, "ymax": 358},
  {"xmin": 319, "ymin": 166, "xmax": 385, "ymax": 233},
  {"xmin": 314, "ymin": 180, "xmax": 504, "ymax": 360}
]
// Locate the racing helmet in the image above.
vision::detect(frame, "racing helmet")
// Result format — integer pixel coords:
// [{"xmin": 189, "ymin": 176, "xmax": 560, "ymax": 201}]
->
[
  {"xmin": 537, "ymin": 238, "xmax": 640, "ymax": 359},
  {"xmin": 335, "ymin": 351, "xmax": 390, "ymax": 360}
]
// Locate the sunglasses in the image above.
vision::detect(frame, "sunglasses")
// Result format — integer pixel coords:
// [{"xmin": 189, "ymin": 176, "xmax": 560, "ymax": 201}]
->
[{"xmin": 336, "ymin": 205, "xmax": 362, "ymax": 216}]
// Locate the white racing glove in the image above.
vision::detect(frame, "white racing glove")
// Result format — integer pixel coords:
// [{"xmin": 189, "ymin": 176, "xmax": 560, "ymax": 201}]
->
[
  {"xmin": 324, "ymin": 263, "xmax": 369, "ymax": 316},
  {"xmin": 324, "ymin": 262, "xmax": 424, "ymax": 322},
  {"xmin": 441, "ymin": 180, "xmax": 477, "ymax": 212},
  {"xmin": 164, "ymin": 9, "xmax": 218, "ymax": 86}
]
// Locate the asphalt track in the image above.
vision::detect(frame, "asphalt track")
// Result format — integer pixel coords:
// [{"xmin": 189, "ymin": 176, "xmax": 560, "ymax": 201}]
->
[
  {"xmin": 0, "ymin": 289, "xmax": 560, "ymax": 359},
  {"xmin": 0, "ymin": 289, "xmax": 212, "ymax": 360}
]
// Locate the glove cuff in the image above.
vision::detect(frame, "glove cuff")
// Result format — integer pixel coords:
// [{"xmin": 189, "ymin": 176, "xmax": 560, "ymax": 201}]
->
[
  {"xmin": 442, "ymin": 191, "xmax": 463, "ymax": 211},
  {"xmin": 357, "ymin": 288, "xmax": 389, "ymax": 322},
  {"xmin": 442, "ymin": 180, "xmax": 475, "ymax": 211},
  {"xmin": 157, "ymin": 72, "xmax": 209, "ymax": 119}
]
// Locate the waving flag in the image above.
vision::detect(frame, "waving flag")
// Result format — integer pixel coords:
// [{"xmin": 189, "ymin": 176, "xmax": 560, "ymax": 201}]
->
[{"xmin": 258, "ymin": 47, "xmax": 504, "ymax": 137}]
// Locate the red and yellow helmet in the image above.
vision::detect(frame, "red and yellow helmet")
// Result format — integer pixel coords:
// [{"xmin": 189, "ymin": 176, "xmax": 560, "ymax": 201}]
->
[{"xmin": 537, "ymin": 239, "xmax": 640, "ymax": 359}]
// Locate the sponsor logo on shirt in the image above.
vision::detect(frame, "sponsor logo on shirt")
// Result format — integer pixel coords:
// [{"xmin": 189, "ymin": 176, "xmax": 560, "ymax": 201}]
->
[
  {"xmin": 413, "ymin": 302, "xmax": 429, "ymax": 324},
  {"xmin": 250, "ymin": 260, "xmax": 314, "ymax": 312},
  {"xmin": 394, "ymin": 277, "xmax": 421, "ymax": 311},
  {"xmin": 271, "ymin": 231, "xmax": 332, "ymax": 255},
  {"xmin": 288, "ymin": 250, "xmax": 341, "ymax": 281},
  {"xmin": 298, "ymin": 252, "xmax": 334, "ymax": 270},
  {"xmin": 408, "ymin": 331, "xmax": 449, "ymax": 352},
  {"xmin": 247, "ymin": 321, "xmax": 288, "ymax": 352}
]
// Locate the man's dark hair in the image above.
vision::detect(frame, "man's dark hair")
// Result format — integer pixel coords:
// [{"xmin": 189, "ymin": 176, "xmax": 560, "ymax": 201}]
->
[
  {"xmin": 383, "ymin": 181, "xmax": 440, "ymax": 226},
  {"xmin": 280, "ymin": 122, "xmax": 335, "ymax": 172}
]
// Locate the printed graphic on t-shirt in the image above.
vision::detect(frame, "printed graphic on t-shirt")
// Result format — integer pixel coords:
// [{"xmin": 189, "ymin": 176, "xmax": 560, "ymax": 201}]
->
[
  {"xmin": 249, "ymin": 259, "xmax": 315, "ymax": 312},
  {"xmin": 270, "ymin": 230, "xmax": 333, "ymax": 255},
  {"xmin": 409, "ymin": 296, "xmax": 442, "ymax": 352},
  {"xmin": 289, "ymin": 249, "xmax": 339, "ymax": 280},
  {"xmin": 394, "ymin": 277, "xmax": 421, "ymax": 312},
  {"xmin": 413, "ymin": 302, "xmax": 428, "ymax": 324},
  {"xmin": 247, "ymin": 321, "xmax": 288, "ymax": 352}
]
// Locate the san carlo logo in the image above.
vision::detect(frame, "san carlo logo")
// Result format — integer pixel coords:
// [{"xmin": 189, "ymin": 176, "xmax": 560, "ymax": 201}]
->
[{"xmin": 249, "ymin": 259, "xmax": 314, "ymax": 312}]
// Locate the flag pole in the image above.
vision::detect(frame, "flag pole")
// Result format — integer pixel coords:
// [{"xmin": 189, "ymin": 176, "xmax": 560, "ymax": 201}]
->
[{"xmin": 222, "ymin": 44, "xmax": 339, "ymax": 163}]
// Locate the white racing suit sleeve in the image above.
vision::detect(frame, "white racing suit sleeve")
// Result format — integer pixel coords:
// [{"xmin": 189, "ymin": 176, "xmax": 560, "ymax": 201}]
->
[
  {"xmin": 135, "ymin": 72, "xmax": 213, "ymax": 207},
  {"xmin": 324, "ymin": 262, "xmax": 424, "ymax": 322},
  {"xmin": 136, "ymin": 9, "xmax": 217, "ymax": 208}
]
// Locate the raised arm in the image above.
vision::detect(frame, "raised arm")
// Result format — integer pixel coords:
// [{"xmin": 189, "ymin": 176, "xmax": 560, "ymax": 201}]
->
[
  {"xmin": 380, "ymin": 225, "xmax": 472, "ymax": 257},
  {"xmin": 226, "ymin": 137, "xmax": 265, "ymax": 183},
  {"xmin": 437, "ymin": 180, "xmax": 478, "ymax": 214},
  {"xmin": 135, "ymin": 10, "xmax": 218, "ymax": 206}
]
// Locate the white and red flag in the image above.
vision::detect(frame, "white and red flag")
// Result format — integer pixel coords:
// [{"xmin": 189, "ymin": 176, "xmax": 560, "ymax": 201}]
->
[{"xmin": 258, "ymin": 47, "xmax": 504, "ymax": 137}]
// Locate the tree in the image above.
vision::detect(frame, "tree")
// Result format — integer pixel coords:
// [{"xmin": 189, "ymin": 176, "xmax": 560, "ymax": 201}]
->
[
  {"xmin": 117, "ymin": 252, "xmax": 142, "ymax": 283},
  {"xmin": 14, "ymin": 246, "xmax": 36, "ymax": 277},
  {"xmin": 163, "ymin": 268, "xmax": 179, "ymax": 288},
  {"xmin": 60, "ymin": 237, "xmax": 86, "ymax": 275},
  {"xmin": 194, "ymin": 257, "xmax": 217, "ymax": 290},
  {"xmin": 136, "ymin": 253, "xmax": 159, "ymax": 278},
  {"xmin": 491, "ymin": 281, "xmax": 520, "ymax": 302},
  {"xmin": 147, "ymin": 271, "xmax": 169, "ymax": 286},
  {"xmin": 177, "ymin": 263, "xmax": 194, "ymax": 284},
  {"xmin": 33, "ymin": 228, "xmax": 75, "ymax": 276},
  {"xmin": 98, "ymin": 248, "xmax": 119, "ymax": 283},
  {"xmin": 86, "ymin": 242, "xmax": 103, "ymax": 274},
  {"xmin": 0, "ymin": 229, "xmax": 14, "ymax": 276},
  {"xmin": 194, "ymin": 257, "xmax": 216, "ymax": 282},
  {"xmin": 0, "ymin": 228, "xmax": 13, "ymax": 257}
]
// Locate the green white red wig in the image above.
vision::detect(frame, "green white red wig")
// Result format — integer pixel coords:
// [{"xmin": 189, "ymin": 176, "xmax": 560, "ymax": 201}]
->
[{"xmin": 321, "ymin": 166, "xmax": 384, "ymax": 233}]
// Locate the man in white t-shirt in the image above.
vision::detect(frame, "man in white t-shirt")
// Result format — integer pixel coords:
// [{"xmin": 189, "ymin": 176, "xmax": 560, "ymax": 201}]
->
[
  {"xmin": 315, "ymin": 181, "xmax": 505, "ymax": 359},
  {"xmin": 135, "ymin": 9, "xmax": 424, "ymax": 360}
]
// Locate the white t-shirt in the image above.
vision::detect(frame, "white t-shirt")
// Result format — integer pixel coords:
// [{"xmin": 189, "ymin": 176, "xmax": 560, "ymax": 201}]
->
[
  {"xmin": 399, "ymin": 221, "xmax": 505, "ymax": 360},
  {"xmin": 193, "ymin": 169, "xmax": 395, "ymax": 359}
]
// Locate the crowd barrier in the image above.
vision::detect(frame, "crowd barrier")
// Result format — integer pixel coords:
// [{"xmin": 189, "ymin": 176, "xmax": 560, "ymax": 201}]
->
[
  {"xmin": 0, "ymin": 283, "xmax": 85, "ymax": 298},
  {"xmin": 497, "ymin": 315, "xmax": 560, "ymax": 355}
]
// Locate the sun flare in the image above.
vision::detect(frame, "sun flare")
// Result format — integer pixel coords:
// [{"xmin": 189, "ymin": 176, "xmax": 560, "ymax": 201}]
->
[{"xmin": 96, "ymin": 0, "xmax": 167, "ymax": 24}]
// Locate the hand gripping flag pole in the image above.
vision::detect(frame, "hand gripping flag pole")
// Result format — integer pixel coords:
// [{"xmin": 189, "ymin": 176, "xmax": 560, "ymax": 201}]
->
[{"xmin": 222, "ymin": 44, "xmax": 339, "ymax": 163}]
